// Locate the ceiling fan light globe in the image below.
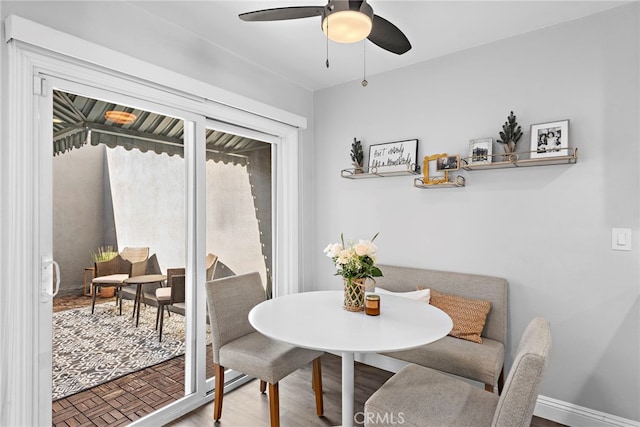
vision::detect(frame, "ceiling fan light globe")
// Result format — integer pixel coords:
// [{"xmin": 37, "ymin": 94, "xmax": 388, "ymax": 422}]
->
[{"xmin": 322, "ymin": 11, "xmax": 372, "ymax": 43}]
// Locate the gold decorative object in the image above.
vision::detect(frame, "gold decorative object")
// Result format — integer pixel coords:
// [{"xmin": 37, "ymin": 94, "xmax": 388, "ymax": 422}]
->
[{"xmin": 422, "ymin": 153, "xmax": 460, "ymax": 185}]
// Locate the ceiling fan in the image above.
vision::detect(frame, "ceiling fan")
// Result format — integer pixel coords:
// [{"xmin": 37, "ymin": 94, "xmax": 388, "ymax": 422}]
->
[{"xmin": 239, "ymin": 0, "xmax": 411, "ymax": 55}]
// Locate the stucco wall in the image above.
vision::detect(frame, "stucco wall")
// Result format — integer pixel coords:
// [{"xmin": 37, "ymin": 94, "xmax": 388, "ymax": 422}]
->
[
  {"xmin": 52, "ymin": 144, "xmax": 106, "ymax": 296},
  {"xmin": 312, "ymin": 3, "xmax": 639, "ymax": 421}
]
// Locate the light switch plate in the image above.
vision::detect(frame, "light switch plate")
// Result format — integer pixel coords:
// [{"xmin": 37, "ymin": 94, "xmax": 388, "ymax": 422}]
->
[{"xmin": 612, "ymin": 228, "xmax": 632, "ymax": 251}]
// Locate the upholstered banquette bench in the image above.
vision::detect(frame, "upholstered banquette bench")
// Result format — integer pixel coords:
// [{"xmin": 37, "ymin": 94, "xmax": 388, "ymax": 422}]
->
[{"xmin": 373, "ymin": 264, "xmax": 508, "ymax": 393}]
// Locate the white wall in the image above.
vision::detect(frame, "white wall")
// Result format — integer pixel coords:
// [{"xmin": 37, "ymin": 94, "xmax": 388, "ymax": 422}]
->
[{"xmin": 312, "ymin": 3, "xmax": 639, "ymax": 422}]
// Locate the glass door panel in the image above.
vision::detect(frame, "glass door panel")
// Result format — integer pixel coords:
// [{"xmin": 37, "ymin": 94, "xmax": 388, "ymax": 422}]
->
[
  {"xmin": 51, "ymin": 89, "xmax": 188, "ymax": 422},
  {"xmin": 204, "ymin": 122, "xmax": 274, "ymax": 384}
]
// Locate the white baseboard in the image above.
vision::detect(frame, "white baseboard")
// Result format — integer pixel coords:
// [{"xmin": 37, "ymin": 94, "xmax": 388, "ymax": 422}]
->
[
  {"xmin": 534, "ymin": 395, "xmax": 639, "ymax": 427},
  {"xmin": 346, "ymin": 352, "xmax": 639, "ymax": 427}
]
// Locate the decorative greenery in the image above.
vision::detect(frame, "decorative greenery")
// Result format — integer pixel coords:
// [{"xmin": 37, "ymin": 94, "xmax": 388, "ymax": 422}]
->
[
  {"xmin": 350, "ymin": 138, "xmax": 364, "ymax": 170},
  {"xmin": 497, "ymin": 111, "xmax": 523, "ymax": 150},
  {"xmin": 323, "ymin": 233, "xmax": 383, "ymax": 280},
  {"xmin": 91, "ymin": 245, "xmax": 118, "ymax": 263}
]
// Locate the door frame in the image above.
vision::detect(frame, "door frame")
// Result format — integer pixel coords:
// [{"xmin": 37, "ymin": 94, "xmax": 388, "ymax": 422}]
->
[{"xmin": 2, "ymin": 15, "xmax": 304, "ymax": 427}]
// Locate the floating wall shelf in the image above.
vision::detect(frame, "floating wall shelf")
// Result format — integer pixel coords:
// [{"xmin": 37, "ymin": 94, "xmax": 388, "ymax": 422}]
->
[
  {"xmin": 341, "ymin": 163, "xmax": 420, "ymax": 179},
  {"xmin": 413, "ymin": 176, "xmax": 465, "ymax": 189},
  {"xmin": 461, "ymin": 148, "xmax": 578, "ymax": 171}
]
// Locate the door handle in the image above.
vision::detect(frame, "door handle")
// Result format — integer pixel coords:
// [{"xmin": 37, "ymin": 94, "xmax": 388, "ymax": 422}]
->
[{"xmin": 42, "ymin": 258, "xmax": 60, "ymax": 302}]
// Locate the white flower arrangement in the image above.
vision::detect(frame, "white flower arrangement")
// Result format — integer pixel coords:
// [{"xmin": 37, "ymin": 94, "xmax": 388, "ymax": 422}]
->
[{"xmin": 323, "ymin": 233, "xmax": 383, "ymax": 280}]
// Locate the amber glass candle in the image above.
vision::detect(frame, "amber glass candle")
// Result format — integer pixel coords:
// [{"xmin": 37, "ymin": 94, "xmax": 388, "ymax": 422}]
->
[{"xmin": 365, "ymin": 294, "xmax": 380, "ymax": 316}]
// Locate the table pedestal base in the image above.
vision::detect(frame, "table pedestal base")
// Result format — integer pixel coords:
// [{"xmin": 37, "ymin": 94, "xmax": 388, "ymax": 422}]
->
[{"xmin": 342, "ymin": 351, "xmax": 355, "ymax": 427}]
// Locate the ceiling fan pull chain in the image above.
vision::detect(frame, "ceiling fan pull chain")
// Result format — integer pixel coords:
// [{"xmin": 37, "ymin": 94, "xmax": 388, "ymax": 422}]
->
[
  {"xmin": 361, "ymin": 41, "xmax": 368, "ymax": 87},
  {"xmin": 325, "ymin": 18, "xmax": 330, "ymax": 68}
]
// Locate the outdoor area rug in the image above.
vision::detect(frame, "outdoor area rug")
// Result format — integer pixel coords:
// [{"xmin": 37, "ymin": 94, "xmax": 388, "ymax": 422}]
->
[{"xmin": 52, "ymin": 299, "xmax": 210, "ymax": 401}]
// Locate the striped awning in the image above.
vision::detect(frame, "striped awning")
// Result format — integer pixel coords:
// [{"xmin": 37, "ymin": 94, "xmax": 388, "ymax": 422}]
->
[{"xmin": 52, "ymin": 90, "xmax": 268, "ymax": 165}]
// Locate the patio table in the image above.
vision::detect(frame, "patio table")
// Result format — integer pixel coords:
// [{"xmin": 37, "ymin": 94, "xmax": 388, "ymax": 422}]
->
[{"xmin": 125, "ymin": 274, "xmax": 167, "ymax": 327}]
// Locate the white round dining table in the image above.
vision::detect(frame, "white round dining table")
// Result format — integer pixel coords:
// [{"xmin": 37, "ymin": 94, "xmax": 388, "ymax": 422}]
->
[{"xmin": 248, "ymin": 290, "xmax": 453, "ymax": 427}]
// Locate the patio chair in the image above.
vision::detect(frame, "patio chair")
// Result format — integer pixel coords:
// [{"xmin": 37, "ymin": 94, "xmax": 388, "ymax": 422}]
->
[
  {"xmin": 154, "ymin": 253, "xmax": 218, "ymax": 341},
  {"xmin": 205, "ymin": 272, "xmax": 324, "ymax": 427},
  {"xmin": 91, "ymin": 247, "xmax": 149, "ymax": 315},
  {"xmin": 364, "ymin": 317, "xmax": 551, "ymax": 427},
  {"xmin": 155, "ymin": 268, "xmax": 185, "ymax": 342}
]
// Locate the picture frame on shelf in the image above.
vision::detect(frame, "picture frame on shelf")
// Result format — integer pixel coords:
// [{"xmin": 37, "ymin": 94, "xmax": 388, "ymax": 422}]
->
[
  {"xmin": 436, "ymin": 154, "xmax": 460, "ymax": 171},
  {"xmin": 530, "ymin": 120, "xmax": 569, "ymax": 158},
  {"xmin": 468, "ymin": 137, "xmax": 493, "ymax": 165},
  {"xmin": 368, "ymin": 139, "xmax": 418, "ymax": 173},
  {"xmin": 422, "ymin": 153, "xmax": 460, "ymax": 185}
]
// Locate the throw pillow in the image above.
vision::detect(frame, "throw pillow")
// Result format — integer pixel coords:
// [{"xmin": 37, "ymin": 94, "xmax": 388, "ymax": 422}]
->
[
  {"xmin": 375, "ymin": 287, "xmax": 430, "ymax": 303},
  {"xmin": 430, "ymin": 290, "xmax": 491, "ymax": 344}
]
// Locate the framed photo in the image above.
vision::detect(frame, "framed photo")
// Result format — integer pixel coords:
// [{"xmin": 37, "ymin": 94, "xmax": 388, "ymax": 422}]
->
[
  {"xmin": 435, "ymin": 154, "xmax": 460, "ymax": 171},
  {"xmin": 468, "ymin": 137, "xmax": 493, "ymax": 165},
  {"xmin": 530, "ymin": 120, "xmax": 569, "ymax": 158},
  {"xmin": 368, "ymin": 139, "xmax": 418, "ymax": 173}
]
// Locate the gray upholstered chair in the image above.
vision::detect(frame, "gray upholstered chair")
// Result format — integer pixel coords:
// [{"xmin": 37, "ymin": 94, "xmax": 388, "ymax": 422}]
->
[
  {"xmin": 205, "ymin": 272, "xmax": 324, "ymax": 427},
  {"xmin": 364, "ymin": 317, "xmax": 551, "ymax": 427}
]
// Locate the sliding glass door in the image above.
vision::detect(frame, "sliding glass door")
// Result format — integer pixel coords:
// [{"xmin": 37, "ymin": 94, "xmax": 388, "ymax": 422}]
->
[
  {"xmin": 41, "ymin": 77, "xmax": 205, "ymax": 425},
  {"xmin": 7, "ymin": 27, "xmax": 302, "ymax": 425},
  {"xmin": 50, "ymin": 89, "xmax": 189, "ymax": 413},
  {"xmin": 203, "ymin": 120, "xmax": 278, "ymax": 388}
]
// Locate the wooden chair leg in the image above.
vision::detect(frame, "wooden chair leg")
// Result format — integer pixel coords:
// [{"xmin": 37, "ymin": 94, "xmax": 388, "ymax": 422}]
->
[
  {"xmin": 260, "ymin": 380, "xmax": 267, "ymax": 393},
  {"xmin": 214, "ymin": 364, "xmax": 224, "ymax": 421},
  {"xmin": 312, "ymin": 357, "xmax": 324, "ymax": 416},
  {"xmin": 268, "ymin": 383, "xmax": 280, "ymax": 427},
  {"xmin": 485, "ymin": 383, "xmax": 494, "ymax": 393}
]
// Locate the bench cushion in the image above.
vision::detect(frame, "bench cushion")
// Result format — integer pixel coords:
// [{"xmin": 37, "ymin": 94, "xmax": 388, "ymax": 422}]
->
[{"xmin": 383, "ymin": 336, "xmax": 504, "ymax": 387}]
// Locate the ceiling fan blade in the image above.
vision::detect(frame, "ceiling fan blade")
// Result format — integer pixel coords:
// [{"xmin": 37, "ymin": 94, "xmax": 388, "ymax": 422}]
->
[
  {"xmin": 367, "ymin": 14, "xmax": 411, "ymax": 55},
  {"xmin": 239, "ymin": 6, "xmax": 324, "ymax": 22}
]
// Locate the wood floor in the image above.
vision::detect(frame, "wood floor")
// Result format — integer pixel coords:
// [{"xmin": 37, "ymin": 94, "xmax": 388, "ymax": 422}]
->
[{"xmin": 53, "ymin": 295, "xmax": 565, "ymax": 426}]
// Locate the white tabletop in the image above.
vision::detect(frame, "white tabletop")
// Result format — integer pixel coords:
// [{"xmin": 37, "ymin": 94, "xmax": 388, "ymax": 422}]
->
[{"xmin": 249, "ymin": 290, "xmax": 453, "ymax": 354}]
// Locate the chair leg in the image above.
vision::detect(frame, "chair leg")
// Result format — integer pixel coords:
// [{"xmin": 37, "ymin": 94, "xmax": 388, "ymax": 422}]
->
[
  {"xmin": 485, "ymin": 383, "xmax": 494, "ymax": 393},
  {"xmin": 155, "ymin": 304, "xmax": 161, "ymax": 330},
  {"xmin": 214, "ymin": 364, "xmax": 224, "ymax": 421},
  {"xmin": 158, "ymin": 305, "xmax": 165, "ymax": 342},
  {"xmin": 91, "ymin": 285, "xmax": 98, "ymax": 314},
  {"xmin": 268, "ymin": 382, "xmax": 280, "ymax": 427},
  {"xmin": 260, "ymin": 380, "xmax": 267, "ymax": 393},
  {"xmin": 312, "ymin": 357, "xmax": 324, "ymax": 416},
  {"xmin": 498, "ymin": 367, "xmax": 505, "ymax": 395}
]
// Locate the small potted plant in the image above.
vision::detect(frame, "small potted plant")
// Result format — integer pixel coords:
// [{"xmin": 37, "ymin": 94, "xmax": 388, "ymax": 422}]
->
[
  {"xmin": 497, "ymin": 111, "xmax": 523, "ymax": 157},
  {"xmin": 351, "ymin": 138, "xmax": 365, "ymax": 173}
]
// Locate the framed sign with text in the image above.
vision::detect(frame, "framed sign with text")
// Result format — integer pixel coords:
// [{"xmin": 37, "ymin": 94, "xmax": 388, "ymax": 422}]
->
[{"xmin": 368, "ymin": 139, "xmax": 418, "ymax": 173}]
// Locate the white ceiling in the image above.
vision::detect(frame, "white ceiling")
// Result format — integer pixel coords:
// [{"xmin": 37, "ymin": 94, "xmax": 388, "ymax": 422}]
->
[{"xmin": 131, "ymin": 1, "xmax": 627, "ymax": 91}]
